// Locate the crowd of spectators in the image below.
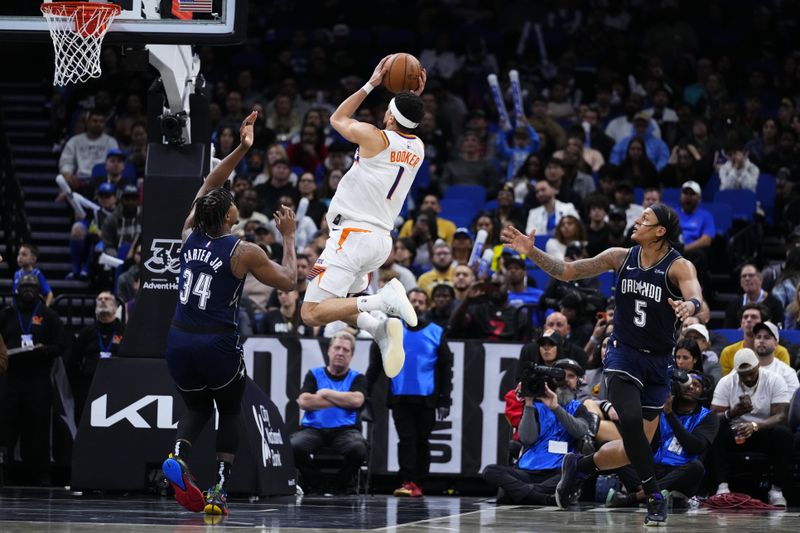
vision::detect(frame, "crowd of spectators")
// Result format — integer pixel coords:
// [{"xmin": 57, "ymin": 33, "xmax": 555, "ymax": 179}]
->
[{"xmin": 2, "ymin": 0, "xmax": 800, "ymax": 501}]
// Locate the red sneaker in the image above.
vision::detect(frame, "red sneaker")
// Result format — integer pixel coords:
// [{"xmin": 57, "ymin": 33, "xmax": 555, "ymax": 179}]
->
[
  {"xmin": 162, "ymin": 455, "xmax": 205, "ymax": 512},
  {"xmin": 408, "ymin": 481, "xmax": 423, "ymax": 497}
]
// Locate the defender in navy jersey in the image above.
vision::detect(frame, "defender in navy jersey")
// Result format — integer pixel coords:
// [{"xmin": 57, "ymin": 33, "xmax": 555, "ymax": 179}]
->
[
  {"xmin": 502, "ymin": 204, "xmax": 705, "ymax": 526},
  {"xmin": 162, "ymin": 112, "xmax": 297, "ymax": 517}
]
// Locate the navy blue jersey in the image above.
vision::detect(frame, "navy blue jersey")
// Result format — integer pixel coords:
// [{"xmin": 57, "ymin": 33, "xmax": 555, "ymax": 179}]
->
[
  {"xmin": 613, "ymin": 245, "xmax": 683, "ymax": 355},
  {"xmin": 172, "ymin": 231, "xmax": 244, "ymax": 329}
]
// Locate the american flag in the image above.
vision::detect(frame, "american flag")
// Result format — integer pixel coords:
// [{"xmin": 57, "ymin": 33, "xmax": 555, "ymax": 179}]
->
[{"xmin": 177, "ymin": 0, "xmax": 213, "ymax": 13}]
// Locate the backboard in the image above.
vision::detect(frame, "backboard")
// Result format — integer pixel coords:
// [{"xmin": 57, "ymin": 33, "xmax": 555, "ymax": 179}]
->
[{"xmin": 0, "ymin": 0, "xmax": 246, "ymax": 45}]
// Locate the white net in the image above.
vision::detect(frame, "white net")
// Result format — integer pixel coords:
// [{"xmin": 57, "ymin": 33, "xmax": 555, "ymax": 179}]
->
[{"xmin": 40, "ymin": 2, "xmax": 121, "ymax": 86}]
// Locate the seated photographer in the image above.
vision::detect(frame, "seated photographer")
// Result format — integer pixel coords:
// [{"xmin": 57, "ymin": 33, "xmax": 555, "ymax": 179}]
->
[
  {"xmin": 485, "ymin": 360, "xmax": 598, "ymax": 505},
  {"xmin": 290, "ymin": 331, "xmax": 368, "ymax": 494},
  {"xmin": 606, "ymin": 372, "xmax": 719, "ymax": 508},
  {"xmin": 708, "ymin": 348, "xmax": 792, "ymax": 506}
]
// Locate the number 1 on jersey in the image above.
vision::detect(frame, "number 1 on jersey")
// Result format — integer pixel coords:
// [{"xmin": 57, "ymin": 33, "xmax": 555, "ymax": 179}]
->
[{"xmin": 386, "ymin": 166, "xmax": 405, "ymax": 200}]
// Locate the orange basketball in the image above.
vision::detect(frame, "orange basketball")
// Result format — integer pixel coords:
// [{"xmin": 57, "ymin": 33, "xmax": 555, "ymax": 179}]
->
[{"xmin": 383, "ymin": 53, "xmax": 421, "ymax": 94}]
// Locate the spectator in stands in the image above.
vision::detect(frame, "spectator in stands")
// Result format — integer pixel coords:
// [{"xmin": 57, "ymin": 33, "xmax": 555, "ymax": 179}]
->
[
  {"xmin": 0, "ymin": 274, "xmax": 66, "ymax": 485},
  {"xmin": 449, "ymin": 280, "xmax": 529, "ymax": 342},
  {"xmin": 67, "ymin": 181, "xmax": 118, "ymax": 281},
  {"xmin": 212, "ymin": 125, "xmax": 248, "ymax": 177},
  {"xmin": 126, "ymin": 121, "xmax": 148, "ymax": 178},
  {"xmin": 673, "ymin": 337, "xmax": 706, "ymax": 375},
  {"xmin": 676, "ymin": 181, "xmax": 714, "ymax": 291},
  {"xmin": 723, "ymin": 264, "xmax": 785, "ymax": 329},
  {"xmin": 267, "ymin": 93, "xmax": 302, "ymax": 141},
  {"xmin": 545, "ymin": 215, "xmax": 586, "ymax": 261},
  {"xmin": 614, "ymin": 138, "xmax": 660, "ymax": 189},
  {"xmin": 584, "ymin": 194, "xmax": 611, "ymax": 258},
  {"xmin": 753, "ymin": 322, "xmax": 799, "ymax": 395},
  {"xmin": 393, "ymin": 238, "xmax": 417, "ymax": 274},
  {"xmin": 67, "ymin": 291, "xmax": 123, "ymax": 422},
  {"xmin": 644, "ymin": 87, "xmax": 679, "ymax": 144},
  {"xmin": 398, "ymin": 194, "xmax": 457, "ymax": 246},
  {"xmin": 767, "ymin": 247, "xmax": 800, "ymax": 309},
  {"xmin": 610, "ymin": 112, "xmax": 670, "ymax": 171},
  {"xmin": 296, "ymin": 172, "xmax": 327, "ymax": 227},
  {"xmin": 525, "ymin": 179, "xmax": 579, "ymax": 237},
  {"xmin": 489, "ymin": 185, "xmax": 526, "ymax": 234},
  {"xmin": 558, "ymin": 292, "xmax": 595, "ymax": 350},
  {"xmin": 583, "ymin": 300, "xmax": 615, "ymax": 370},
  {"xmin": 102, "ymin": 185, "xmax": 141, "ymax": 259},
  {"xmin": 369, "ymin": 239, "xmax": 417, "ymax": 293},
  {"xmin": 537, "ymin": 158, "xmax": 582, "ymax": 211},
  {"xmin": 483, "ymin": 360, "xmax": 595, "ymax": 505},
  {"xmin": 709, "ymin": 348, "xmax": 791, "ymax": 506},
  {"xmin": 427, "ymin": 283, "xmax": 456, "ymax": 328},
  {"xmin": 87, "ymin": 148, "xmax": 134, "ymax": 197},
  {"xmin": 58, "ymin": 108, "xmax": 119, "ymax": 189},
  {"xmin": 659, "ymin": 144, "xmax": 705, "ymax": 188},
  {"xmin": 261, "ymin": 289, "xmax": 315, "ymax": 337},
  {"xmin": 253, "ymin": 144, "xmax": 293, "ymax": 188},
  {"xmin": 680, "ymin": 324, "xmax": 722, "ymax": 386},
  {"xmin": 116, "ymin": 241, "xmax": 141, "ymax": 304},
  {"xmin": 266, "ymin": 254, "xmax": 309, "ymax": 310},
  {"xmin": 266, "ymin": 195, "xmax": 318, "ymax": 250},
  {"xmin": 14, "ymin": 244, "xmax": 54, "ymax": 306},
  {"xmin": 784, "ymin": 283, "xmax": 800, "ymax": 329},
  {"xmin": 451, "ymin": 227, "xmax": 473, "ymax": 265},
  {"xmin": 255, "ymin": 158, "xmax": 298, "ymax": 214},
  {"xmin": 418, "ymin": 242, "xmax": 455, "ymax": 297},
  {"xmin": 496, "ymin": 120, "xmax": 541, "ymax": 181},
  {"xmin": 611, "ymin": 181, "xmax": 644, "ymax": 232},
  {"xmin": 560, "ymin": 157, "xmax": 596, "ymax": 204},
  {"xmin": 553, "ymin": 132, "xmax": 605, "ymax": 173},
  {"xmin": 287, "ymin": 125, "xmax": 328, "ymax": 174},
  {"xmin": 607, "ymin": 373, "xmax": 718, "ymax": 508},
  {"xmin": 290, "ymin": 331, "xmax": 367, "ymax": 494},
  {"xmin": 231, "ymin": 187, "xmax": 268, "ymax": 235},
  {"xmin": 512, "ymin": 153, "xmax": 544, "ymax": 203},
  {"xmin": 366, "ymin": 288, "xmax": 453, "ymax": 498},
  {"xmin": 417, "ymin": 111, "xmax": 449, "ymax": 176},
  {"xmin": 604, "ymin": 95, "xmax": 661, "ymax": 143},
  {"xmin": 452, "ymin": 264, "xmax": 474, "ymax": 302},
  {"xmin": 720, "ymin": 303, "xmax": 791, "ymax": 376},
  {"xmin": 718, "ymin": 141, "xmax": 760, "ymax": 192},
  {"xmin": 579, "ymin": 107, "xmax": 615, "ymax": 160},
  {"xmin": 530, "ymin": 94, "xmax": 566, "ymax": 154},
  {"xmin": 744, "ymin": 118, "xmax": 779, "ymax": 168},
  {"xmin": 537, "ymin": 310, "xmax": 588, "ymax": 368},
  {"xmin": 504, "ymin": 253, "xmax": 541, "ymax": 308},
  {"xmin": 407, "ymin": 211, "xmax": 436, "ymax": 272}
]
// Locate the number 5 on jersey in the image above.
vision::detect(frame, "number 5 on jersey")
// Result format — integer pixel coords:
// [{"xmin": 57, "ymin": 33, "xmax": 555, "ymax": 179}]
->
[
  {"xmin": 179, "ymin": 269, "xmax": 213, "ymax": 310},
  {"xmin": 634, "ymin": 299, "xmax": 647, "ymax": 327}
]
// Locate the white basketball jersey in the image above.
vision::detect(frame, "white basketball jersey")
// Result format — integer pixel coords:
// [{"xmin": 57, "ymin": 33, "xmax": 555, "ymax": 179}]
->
[{"xmin": 328, "ymin": 130, "xmax": 425, "ymax": 231}]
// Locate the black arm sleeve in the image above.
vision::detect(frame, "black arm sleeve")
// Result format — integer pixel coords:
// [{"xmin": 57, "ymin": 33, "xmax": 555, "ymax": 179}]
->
[
  {"xmin": 436, "ymin": 333, "xmax": 454, "ymax": 407},
  {"xmin": 553, "ymin": 405, "xmax": 590, "ymax": 439},
  {"xmin": 666, "ymin": 411, "xmax": 720, "ymax": 455},
  {"xmin": 299, "ymin": 371, "xmax": 318, "ymax": 395}
]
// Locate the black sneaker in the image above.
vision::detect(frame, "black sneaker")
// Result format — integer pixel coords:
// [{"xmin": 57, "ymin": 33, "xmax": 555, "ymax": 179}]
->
[
  {"xmin": 555, "ymin": 452, "xmax": 586, "ymax": 509},
  {"xmin": 644, "ymin": 490, "xmax": 669, "ymax": 527}
]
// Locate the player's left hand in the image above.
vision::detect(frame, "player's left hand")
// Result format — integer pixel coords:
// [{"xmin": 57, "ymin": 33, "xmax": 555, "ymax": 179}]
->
[
  {"xmin": 240, "ymin": 110, "xmax": 258, "ymax": 150},
  {"xmin": 368, "ymin": 55, "xmax": 392, "ymax": 88},
  {"xmin": 411, "ymin": 68, "xmax": 427, "ymax": 96},
  {"xmin": 501, "ymin": 225, "xmax": 534, "ymax": 256},
  {"xmin": 274, "ymin": 204, "xmax": 296, "ymax": 238},
  {"xmin": 668, "ymin": 298, "xmax": 696, "ymax": 321}
]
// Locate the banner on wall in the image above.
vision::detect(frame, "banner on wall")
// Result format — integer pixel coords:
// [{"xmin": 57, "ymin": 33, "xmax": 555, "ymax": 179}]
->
[{"xmin": 242, "ymin": 337, "xmax": 524, "ymax": 476}]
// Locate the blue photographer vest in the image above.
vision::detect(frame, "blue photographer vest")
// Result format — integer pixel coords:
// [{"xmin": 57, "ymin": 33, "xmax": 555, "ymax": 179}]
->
[
  {"xmin": 391, "ymin": 322, "xmax": 443, "ymax": 396},
  {"xmin": 653, "ymin": 406, "xmax": 711, "ymax": 466},
  {"xmin": 518, "ymin": 400, "xmax": 581, "ymax": 471},
  {"xmin": 301, "ymin": 367, "xmax": 360, "ymax": 429}
]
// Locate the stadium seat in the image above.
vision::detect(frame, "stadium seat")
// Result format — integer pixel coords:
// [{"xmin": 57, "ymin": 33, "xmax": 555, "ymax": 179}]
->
[
  {"xmin": 534, "ymin": 235, "xmax": 548, "ymax": 251},
  {"xmin": 634, "ymin": 187, "xmax": 644, "ymax": 205},
  {"xmin": 443, "ymin": 185, "xmax": 487, "ymax": 211},
  {"xmin": 714, "ymin": 189, "xmax": 756, "ymax": 222},
  {"xmin": 780, "ymin": 329, "xmax": 800, "ymax": 346},
  {"xmin": 756, "ymin": 174, "xmax": 776, "ymax": 225},
  {"xmin": 438, "ymin": 199, "xmax": 475, "ymax": 228},
  {"xmin": 712, "ymin": 328, "xmax": 743, "ymax": 344},
  {"xmin": 528, "ymin": 268, "xmax": 551, "ymax": 291},
  {"xmin": 700, "ymin": 202, "xmax": 733, "ymax": 236},
  {"xmin": 662, "ymin": 187, "xmax": 681, "ymax": 205},
  {"xmin": 91, "ymin": 162, "xmax": 137, "ymax": 180},
  {"xmin": 597, "ymin": 270, "xmax": 615, "ymax": 298},
  {"xmin": 703, "ymin": 173, "xmax": 720, "ymax": 200}
]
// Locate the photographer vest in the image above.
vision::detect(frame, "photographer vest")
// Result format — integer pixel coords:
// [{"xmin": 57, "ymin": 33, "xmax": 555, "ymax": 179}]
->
[
  {"xmin": 653, "ymin": 406, "xmax": 711, "ymax": 467},
  {"xmin": 518, "ymin": 400, "xmax": 581, "ymax": 471},
  {"xmin": 301, "ymin": 367, "xmax": 360, "ymax": 429}
]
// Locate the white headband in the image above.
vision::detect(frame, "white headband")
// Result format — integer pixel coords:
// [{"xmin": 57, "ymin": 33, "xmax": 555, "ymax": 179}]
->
[{"xmin": 389, "ymin": 98, "xmax": 419, "ymax": 129}]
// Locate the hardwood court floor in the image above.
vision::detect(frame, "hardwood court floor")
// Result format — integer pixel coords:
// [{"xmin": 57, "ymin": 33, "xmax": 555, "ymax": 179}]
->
[{"xmin": 0, "ymin": 488, "xmax": 798, "ymax": 532}]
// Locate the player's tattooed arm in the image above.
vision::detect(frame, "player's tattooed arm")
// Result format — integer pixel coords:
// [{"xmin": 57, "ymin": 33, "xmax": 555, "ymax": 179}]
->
[{"xmin": 565, "ymin": 248, "xmax": 628, "ymax": 280}]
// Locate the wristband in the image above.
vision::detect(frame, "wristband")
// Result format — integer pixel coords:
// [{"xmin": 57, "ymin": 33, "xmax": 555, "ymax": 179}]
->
[
  {"xmin": 688, "ymin": 298, "xmax": 701, "ymax": 315},
  {"xmin": 361, "ymin": 82, "xmax": 375, "ymax": 94}
]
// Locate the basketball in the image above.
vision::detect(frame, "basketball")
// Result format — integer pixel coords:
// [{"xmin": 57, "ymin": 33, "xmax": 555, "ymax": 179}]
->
[{"xmin": 383, "ymin": 53, "xmax": 421, "ymax": 94}]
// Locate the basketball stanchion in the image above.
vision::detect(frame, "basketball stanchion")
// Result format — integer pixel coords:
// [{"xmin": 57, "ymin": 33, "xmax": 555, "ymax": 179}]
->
[{"xmin": 40, "ymin": 2, "xmax": 122, "ymax": 86}]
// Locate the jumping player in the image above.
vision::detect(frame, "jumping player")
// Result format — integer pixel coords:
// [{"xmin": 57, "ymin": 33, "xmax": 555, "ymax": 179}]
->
[
  {"xmin": 162, "ymin": 111, "xmax": 297, "ymax": 516},
  {"xmin": 501, "ymin": 204, "xmax": 704, "ymax": 526},
  {"xmin": 300, "ymin": 55, "xmax": 427, "ymax": 378}
]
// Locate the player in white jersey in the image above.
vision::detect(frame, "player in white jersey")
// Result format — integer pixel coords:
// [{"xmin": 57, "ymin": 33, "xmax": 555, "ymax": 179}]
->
[{"xmin": 301, "ymin": 55, "xmax": 427, "ymax": 378}]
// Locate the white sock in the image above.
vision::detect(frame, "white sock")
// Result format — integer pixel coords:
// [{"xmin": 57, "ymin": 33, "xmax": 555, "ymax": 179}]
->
[
  {"xmin": 356, "ymin": 294, "xmax": 383, "ymax": 313},
  {"xmin": 356, "ymin": 312, "xmax": 380, "ymax": 336}
]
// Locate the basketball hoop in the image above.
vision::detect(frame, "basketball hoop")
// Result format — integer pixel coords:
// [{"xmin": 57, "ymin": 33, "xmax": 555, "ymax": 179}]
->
[{"xmin": 40, "ymin": 2, "xmax": 122, "ymax": 86}]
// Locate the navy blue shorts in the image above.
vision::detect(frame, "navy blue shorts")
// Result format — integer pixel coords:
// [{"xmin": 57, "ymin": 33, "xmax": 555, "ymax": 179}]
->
[
  {"xmin": 603, "ymin": 336, "xmax": 671, "ymax": 411},
  {"xmin": 165, "ymin": 326, "xmax": 245, "ymax": 391}
]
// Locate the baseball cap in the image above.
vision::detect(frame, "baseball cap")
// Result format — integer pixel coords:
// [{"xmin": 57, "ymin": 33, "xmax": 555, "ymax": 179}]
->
[
  {"xmin": 608, "ymin": 207, "xmax": 627, "ymax": 221},
  {"xmin": 538, "ymin": 328, "xmax": 563, "ymax": 347},
  {"xmin": 681, "ymin": 180, "xmax": 702, "ymax": 196},
  {"xmin": 97, "ymin": 182, "xmax": 117, "ymax": 196},
  {"xmin": 454, "ymin": 227, "xmax": 474, "ymax": 240},
  {"xmin": 553, "ymin": 358, "xmax": 585, "ymax": 377},
  {"xmin": 615, "ymin": 180, "xmax": 634, "ymax": 191},
  {"xmin": 633, "ymin": 110, "xmax": 650, "ymax": 122},
  {"xmin": 752, "ymin": 321, "xmax": 779, "ymax": 343},
  {"xmin": 106, "ymin": 148, "xmax": 126, "ymax": 159},
  {"xmin": 254, "ymin": 222, "xmax": 272, "ymax": 234},
  {"xmin": 121, "ymin": 184, "xmax": 139, "ymax": 197},
  {"xmin": 503, "ymin": 252, "xmax": 525, "ymax": 268},
  {"xmin": 733, "ymin": 348, "xmax": 759, "ymax": 373},
  {"xmin": 684, "ymin": 323, "xmax": 709, "ymax": 342}
]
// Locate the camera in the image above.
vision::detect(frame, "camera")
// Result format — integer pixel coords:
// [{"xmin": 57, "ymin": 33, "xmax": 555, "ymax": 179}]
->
[
  {"xmin": 519, "ymin": 364, "xmax": 566, "ymax": 398},
  {"xmin": 160, "ymin": 111, "xmax": 188, "ymax": 145},
  {"xmin": 670, "ymin": 368, "xmax": 692, "ymax": 396}
]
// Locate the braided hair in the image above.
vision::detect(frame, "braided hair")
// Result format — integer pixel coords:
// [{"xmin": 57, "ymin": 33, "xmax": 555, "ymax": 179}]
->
[
  {"xmin": 649, "ymin": 203, "xmax": 682, "ymax": 249},
  {"xmin": 192, "ymin": 187, "xmax": 234, "ymax": 237}
]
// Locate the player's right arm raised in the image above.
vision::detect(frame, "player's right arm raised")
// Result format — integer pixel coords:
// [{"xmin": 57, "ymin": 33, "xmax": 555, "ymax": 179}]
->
[{"xmin": 501, "ymin": 225, "xmax": 627, "ymax": 281}]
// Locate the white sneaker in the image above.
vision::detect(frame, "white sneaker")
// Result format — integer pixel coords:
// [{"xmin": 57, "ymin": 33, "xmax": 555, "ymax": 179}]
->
[
  {"xmin": 379, "ymin": 278, "xmax": 418, "ymax": 327},
  {"xmin": 768, "ymin": 487, "xmax": 786, "ymax": 507},
  {"xmin": 715, "ymin": 483, "xmax": 730, "ymax": 495},
  {"xmin": 373, "ymin": 317, "xmax": 405, "ymax": 378}
]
